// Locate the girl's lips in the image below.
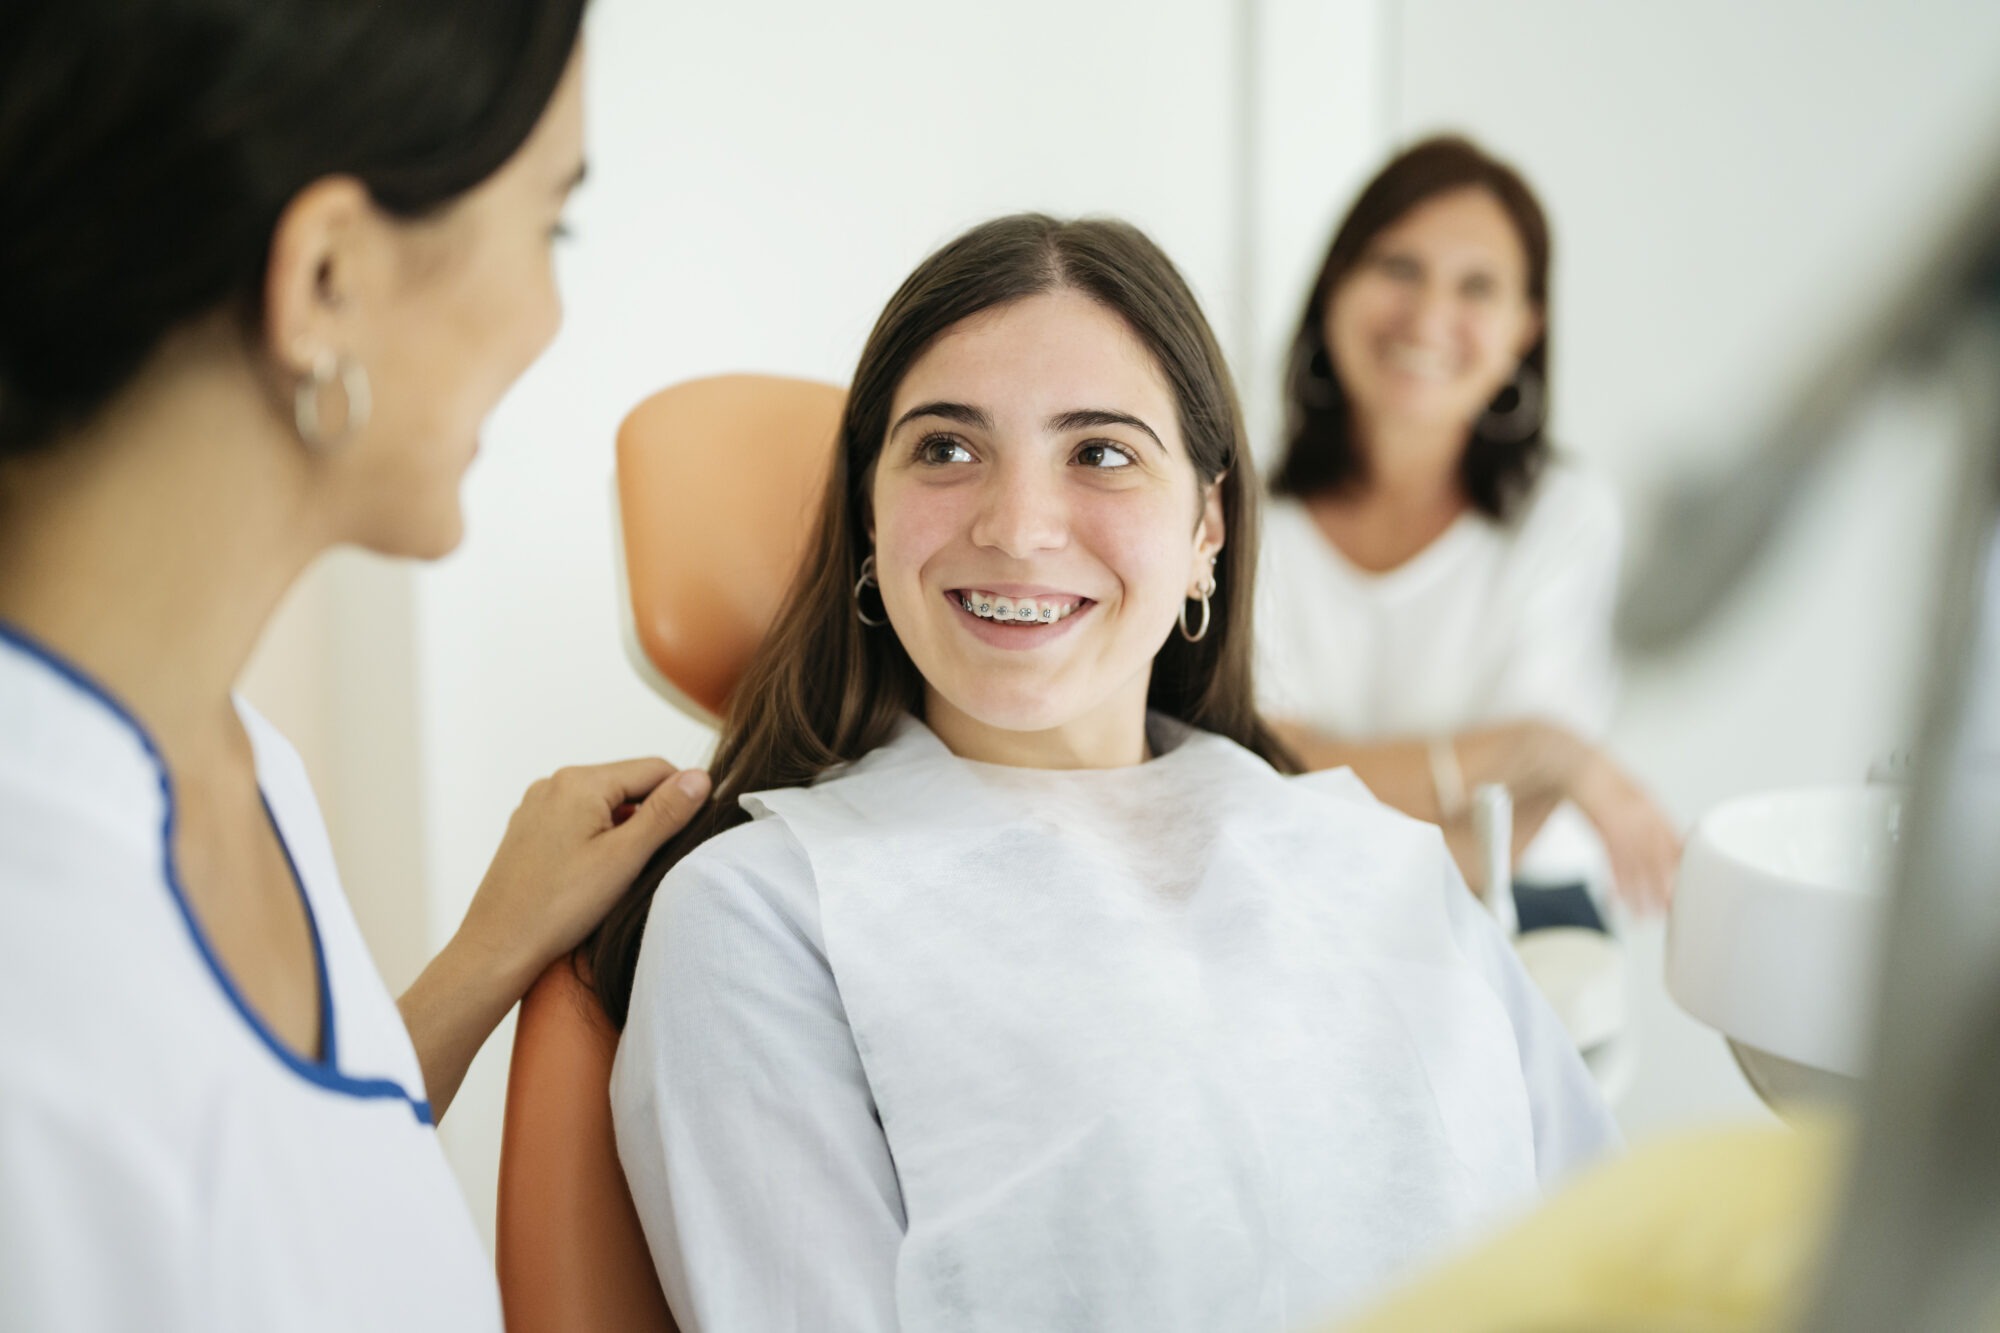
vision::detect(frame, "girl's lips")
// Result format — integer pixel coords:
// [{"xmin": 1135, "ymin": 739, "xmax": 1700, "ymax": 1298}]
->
[
  {"xmin": 942, "ymin": 590, "xmax": 1095, "ymax": 651},
  {"xmin": 947, "ymin": 584, "xmax": 1090, "ymax": 602}
]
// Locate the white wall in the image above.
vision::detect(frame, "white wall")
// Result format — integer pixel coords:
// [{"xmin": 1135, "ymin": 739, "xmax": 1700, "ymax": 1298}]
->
[
  {"xmin": 1389, "ymin": 0, "xmax": 2000, "ymax": 1133},
  {"xmin": 1242, "ymin": 0, "xmax": 1395, "ymax": 458}
]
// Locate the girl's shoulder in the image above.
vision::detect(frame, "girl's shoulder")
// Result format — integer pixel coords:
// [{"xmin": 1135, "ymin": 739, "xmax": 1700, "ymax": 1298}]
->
[{"xmin": 663, "ymin": 813, "xmax": 815, "ymax": 913}]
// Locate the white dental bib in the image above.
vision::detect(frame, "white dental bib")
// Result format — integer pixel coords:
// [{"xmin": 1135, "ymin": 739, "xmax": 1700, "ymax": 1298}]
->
[{"xmin": 613, "ymin": 715, "xmax": 1617, "ymax": 1332}]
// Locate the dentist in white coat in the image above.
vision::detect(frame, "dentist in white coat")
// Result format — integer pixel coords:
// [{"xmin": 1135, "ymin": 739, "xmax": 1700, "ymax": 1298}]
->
[{"xmin": 0, "ymin": 2, "xmax": 709, "ymax": 1327}]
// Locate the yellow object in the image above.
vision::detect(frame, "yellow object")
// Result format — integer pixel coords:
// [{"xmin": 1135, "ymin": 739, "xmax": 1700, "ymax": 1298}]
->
[{"xmin": 1333, "ymin": 1118, "xmax": 1848, "ymax": 1333}]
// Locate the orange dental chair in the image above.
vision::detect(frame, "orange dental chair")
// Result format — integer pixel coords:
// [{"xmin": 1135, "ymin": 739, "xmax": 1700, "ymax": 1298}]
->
[{"xmin": 494, "ymin": 375, "xmax": 844, "ymax": 1333}]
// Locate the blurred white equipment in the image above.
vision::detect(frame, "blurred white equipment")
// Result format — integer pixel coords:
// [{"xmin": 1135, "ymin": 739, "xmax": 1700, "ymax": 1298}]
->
[
  {"xmin": 1666, "ymin": 784, "xmax": 1900, "ymax": 1114},
  {"xmin": 1616, "ymin": 119, "xmax": 2000, "ymax": 1330}
]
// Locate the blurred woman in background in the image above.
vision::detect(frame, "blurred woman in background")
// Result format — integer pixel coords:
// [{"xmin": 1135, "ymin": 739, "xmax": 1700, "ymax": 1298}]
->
[{"xmin": 1257, "ymin": 135, "xmax": 1680, "ymax": 920}]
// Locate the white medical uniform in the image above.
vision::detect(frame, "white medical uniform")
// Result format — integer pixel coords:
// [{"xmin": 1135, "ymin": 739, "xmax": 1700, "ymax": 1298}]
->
[
  {"xmin": 1256, "ymin": 461, "xmax": 1623, "ymax": 884},
  {"xmin": 612, "ymin": 714, "xmax": 1619, "ymax": 1333},
  {"xmin": 0, "ymin": 625, "xmax": 500, "ymax": 1332}
]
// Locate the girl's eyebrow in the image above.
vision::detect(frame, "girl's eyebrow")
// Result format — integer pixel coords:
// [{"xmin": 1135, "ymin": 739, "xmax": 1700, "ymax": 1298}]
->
[
  {"xmin": 889, "ymin": 402, "xmax": 1165, "ymax": 456},
  {"xmin": 891, "ymin": 401, "xmax": 991, "ymax": 435},
  {"xmin": 1051, "ymin": 408, "xmax": 1165, "ymax": 454}
]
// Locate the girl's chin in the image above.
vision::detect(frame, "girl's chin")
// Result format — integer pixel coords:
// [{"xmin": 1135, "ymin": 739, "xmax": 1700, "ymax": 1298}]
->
[
  {"xmin": 933, "ymin": 693, "xmax": 1081, "ymax": 737},
  {"xmin": 924, "ymin": 675, "xmax": 1151, "ymax": 749}
]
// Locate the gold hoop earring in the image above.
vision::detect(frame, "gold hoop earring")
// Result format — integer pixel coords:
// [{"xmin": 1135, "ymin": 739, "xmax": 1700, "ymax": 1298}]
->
[
  {"xmin": 294, "ymin": 349, "xmax": 371, "ymax": 452},
  {"xmin": 853, "ymin": 554, "xmax": 889, "ymax": 628},
  {"xmin": 1178, "ymin": 580, "xmax": 1213, "ymax": 643}
]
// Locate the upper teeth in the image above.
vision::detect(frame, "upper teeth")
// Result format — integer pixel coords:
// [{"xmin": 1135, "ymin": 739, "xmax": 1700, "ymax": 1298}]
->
[{"xmin": 960, "ymin": 592, "xmax": 1080, "ymax": 624}]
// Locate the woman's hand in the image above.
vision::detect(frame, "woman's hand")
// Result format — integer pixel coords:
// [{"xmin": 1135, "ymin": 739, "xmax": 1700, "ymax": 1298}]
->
[
  {"xmin": 399, "ymin": 757, "xmax": 712, "ymax": 1119},
  {"xmin": 457, "ymin": 758, "xmax": 713, "ymax": 984},
  {"xmin": 1569, "ymin": 747, "xmax": 1681, "ymax": 915}
]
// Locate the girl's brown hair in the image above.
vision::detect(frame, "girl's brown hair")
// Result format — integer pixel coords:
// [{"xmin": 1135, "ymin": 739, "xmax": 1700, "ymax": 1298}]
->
[
  {"xmin": 589, "ymin": 212, "xmax": 1293, "ymax": 1027},
  {"xmin": 1271, "ymin": 134, "xmax": 1553, "ymax": 520}
]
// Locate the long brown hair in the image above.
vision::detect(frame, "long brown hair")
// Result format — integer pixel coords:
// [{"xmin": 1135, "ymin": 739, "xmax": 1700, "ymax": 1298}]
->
[
  {"xmin": 590, "ymin": 213, "xmax": 1294, "ymax": 1028},
  {"xmin": 1271, "ymin": 134, "xmax": 1553, "ymax": 520}
]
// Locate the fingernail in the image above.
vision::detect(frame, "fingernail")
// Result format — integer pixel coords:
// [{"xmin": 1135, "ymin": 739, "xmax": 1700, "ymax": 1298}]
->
[{"xmin": 673, "ymin": 769, "xmax": 712, "ymax": 799}]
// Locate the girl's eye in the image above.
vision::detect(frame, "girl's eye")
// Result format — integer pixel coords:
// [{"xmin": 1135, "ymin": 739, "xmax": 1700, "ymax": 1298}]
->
[
  {"xmin": 1075, "ymin": 441, "xmax": 1136, "ymax": 470},
  {"xmin": 917, "ymin": 435, "xmax": 974, "ymax": 465}
]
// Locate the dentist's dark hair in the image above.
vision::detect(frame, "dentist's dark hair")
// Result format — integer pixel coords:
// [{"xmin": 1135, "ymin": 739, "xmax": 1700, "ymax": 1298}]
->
[
  {"xmin": 0, "ymin": 0, "xmax": 587, "ymax": 456},
  {"xmin": 590, "ymin": 213, "xmax": 1296, "ymax": 1028},
  {"xmin": 1273, "ymin": 133, "xmax": 1553, "ymax": 520}
]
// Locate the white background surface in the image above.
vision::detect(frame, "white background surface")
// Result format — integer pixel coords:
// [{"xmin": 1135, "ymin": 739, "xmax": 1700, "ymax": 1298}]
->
[{"xmin": 241, "ymin": 0, "xmax": 2000, "ymax": 1245}]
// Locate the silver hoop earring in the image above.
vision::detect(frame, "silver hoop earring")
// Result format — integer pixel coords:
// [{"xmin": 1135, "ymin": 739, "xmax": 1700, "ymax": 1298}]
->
[
  {"xmin": 294, "ymin": 350, "xmax": 372, "ymax": 451},
  {"xmin": 853, "ymin": 553, "xmax": 889, "ymax": 628},
  {"xmin": 1476, "ymin": 363, "xmax": 1544, "ymax": 445},
  {"xmin": 1178, "ymin": 581, "xmax": 1213, "ymax": 643}
]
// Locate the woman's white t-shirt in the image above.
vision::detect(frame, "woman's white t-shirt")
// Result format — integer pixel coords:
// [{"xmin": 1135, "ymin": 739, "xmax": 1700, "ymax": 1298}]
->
[
  {"xmin": 0, "ymin": 625, "xmax": 501, "ymax": 1332},
  {"xmin": 1255, "ymin": 462, "xmax": 1624, "ymax": 882}
]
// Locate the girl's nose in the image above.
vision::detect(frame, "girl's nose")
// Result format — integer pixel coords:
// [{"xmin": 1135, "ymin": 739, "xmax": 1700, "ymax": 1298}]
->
[{"xmin": 969, "ymin": 460, "xmax": 1068, "ymax": 559}]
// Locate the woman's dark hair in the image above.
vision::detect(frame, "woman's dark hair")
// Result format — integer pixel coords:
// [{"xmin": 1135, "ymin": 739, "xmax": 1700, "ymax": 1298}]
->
[
  {"xmin": 589, "ymin": 213, "xmax": 1296, "ymax": 1028},
  {"xmin": 1272, "ymin": 134, "xmax": 1553, "ymax": 521},
  {"xmin": 0, "ymin": 0, "xmax": 587, "ymax": 456}
]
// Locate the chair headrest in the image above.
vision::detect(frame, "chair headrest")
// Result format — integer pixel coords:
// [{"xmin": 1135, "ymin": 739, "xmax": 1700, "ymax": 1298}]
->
[{"xmin": 615, "ymin": 374, "xmax": 846, "ymax": 722}]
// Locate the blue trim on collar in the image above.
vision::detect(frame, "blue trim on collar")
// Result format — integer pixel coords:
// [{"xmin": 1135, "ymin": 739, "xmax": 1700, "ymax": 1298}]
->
[
  {"xmin": 0, "ymin": 619, "xmax": 433, "ymax": 1127},
  {"xmin": 260, "ymin": 790, "xmax": 339, "ymax": 1069}
]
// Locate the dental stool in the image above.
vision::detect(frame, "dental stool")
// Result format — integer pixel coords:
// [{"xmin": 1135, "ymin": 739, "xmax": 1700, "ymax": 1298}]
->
[{"xmin": 496, "ymin": 375, "xmax": 844, "ymax": 1333}]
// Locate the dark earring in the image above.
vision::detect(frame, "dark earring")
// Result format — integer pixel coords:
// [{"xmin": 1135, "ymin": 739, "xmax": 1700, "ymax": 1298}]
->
[
  {"xmin": 1301, "ymin": 347, "xmax": 1340, "ymax": 409},
  {"xmin": 1476, "ymin": 364, "xmax": 1545, "ymax": 445}
]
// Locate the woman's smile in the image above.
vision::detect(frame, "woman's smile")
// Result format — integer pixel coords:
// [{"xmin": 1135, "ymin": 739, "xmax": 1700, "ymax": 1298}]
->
[{"xmin": 1375, "ymin": 339, "xmax": 1460, "ymax": 384}]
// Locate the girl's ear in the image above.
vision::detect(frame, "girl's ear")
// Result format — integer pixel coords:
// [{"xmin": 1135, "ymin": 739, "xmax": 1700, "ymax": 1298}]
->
[
  {"xmin": 860, "ymin": 458, "xmax": 878, "ymax": 544},
  {"xmin": 1191, "ymin": 473, "xmax": 1226, "ymax": 591}
]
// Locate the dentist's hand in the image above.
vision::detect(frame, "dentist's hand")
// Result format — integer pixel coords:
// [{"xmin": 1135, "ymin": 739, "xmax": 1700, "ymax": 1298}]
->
[
  {"xmin": 459, "ymin": 757, "xmax": 713, "ymax": 980},
  {"xmin": 399, "ymin": 757, "xmax": 712, "ymax": 1120}
]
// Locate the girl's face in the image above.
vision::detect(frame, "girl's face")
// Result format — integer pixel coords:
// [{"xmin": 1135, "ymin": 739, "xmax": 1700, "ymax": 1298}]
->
[
  {"xmin": 1323, "ymin": 186, "xmax": 1541, "ymax": 438},
  {"xmin": 869, "ymin": 289, "xmax": 1223, "ymax": 768}
]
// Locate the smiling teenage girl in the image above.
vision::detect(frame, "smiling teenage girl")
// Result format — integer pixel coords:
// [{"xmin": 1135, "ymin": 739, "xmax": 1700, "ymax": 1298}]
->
[{"xmin": 596, "ymin": 214, "xmax": 1619, "ymax": 1332}]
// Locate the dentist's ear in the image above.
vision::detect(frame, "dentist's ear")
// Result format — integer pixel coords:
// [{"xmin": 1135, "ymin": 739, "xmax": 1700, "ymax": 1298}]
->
[{"xmin": 263, "ymin": 175, "xmax": 382, "ymax": 383}]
